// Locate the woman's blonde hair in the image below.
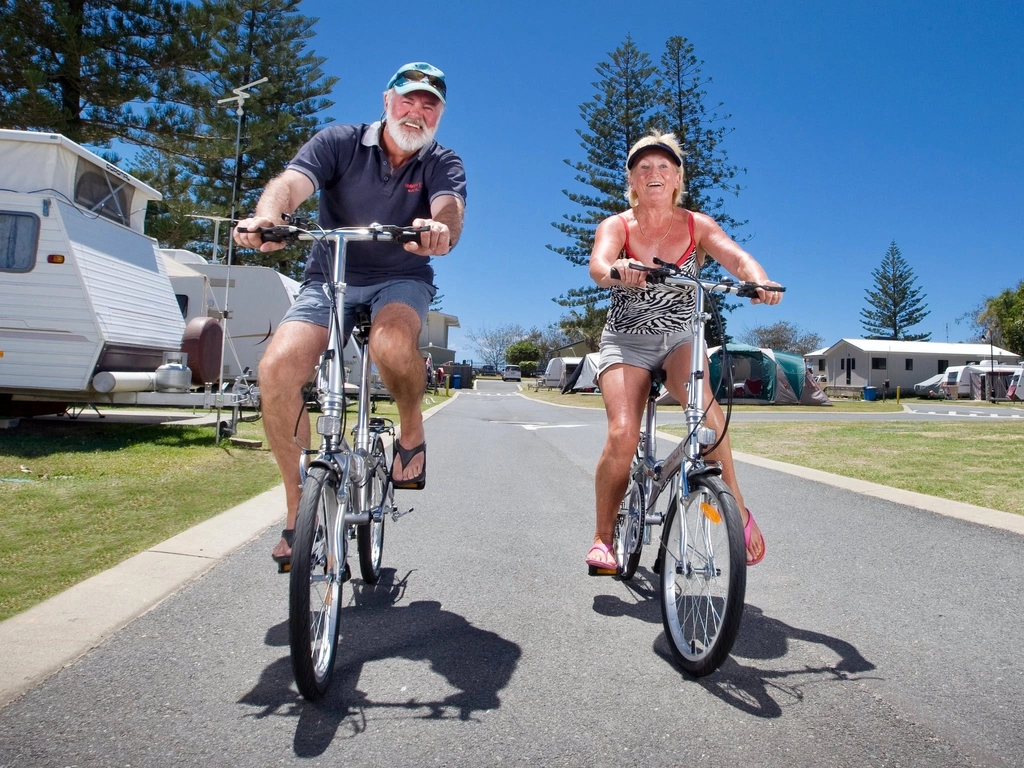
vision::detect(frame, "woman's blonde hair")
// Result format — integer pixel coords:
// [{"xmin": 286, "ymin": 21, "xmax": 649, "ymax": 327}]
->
[{"xmin": 626, "ymin": 131, "xmax": 686, "ymax": 208}]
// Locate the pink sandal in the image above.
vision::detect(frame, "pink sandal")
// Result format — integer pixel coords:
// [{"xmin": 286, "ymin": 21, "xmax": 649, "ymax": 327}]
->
[
  {"xmin": 743, "ymin": 509, "xmax": 766, "ymax": 566},
  {"xmin": 586, "ymin": 542, "xmax": 617, "ymax": 576}
]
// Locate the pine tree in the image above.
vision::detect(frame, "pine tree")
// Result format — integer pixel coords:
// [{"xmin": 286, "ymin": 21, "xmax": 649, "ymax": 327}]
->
[
  {"xmin": 0, "ymin": 0, "xmax": 205, "ymax": 147},
  {"xmin": 860, "ymin": 241, "xmax": 931, "ymax": 340},
  {"xmin": 549, "ymin": 35, "xmax": 746, "ymax": 345},
  {"xmin": 132, "ymin": 0, "xmax": 336, "ymax": 275}
]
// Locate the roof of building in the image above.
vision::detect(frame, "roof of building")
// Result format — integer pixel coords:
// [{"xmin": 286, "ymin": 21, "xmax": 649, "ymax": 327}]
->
[{"xmin": 814, "ymin": 339, "xmax": 1018, "ymax": 358}]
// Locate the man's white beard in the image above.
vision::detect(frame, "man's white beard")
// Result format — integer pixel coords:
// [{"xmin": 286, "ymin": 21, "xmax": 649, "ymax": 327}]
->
[{"xmin": 385, "ymin": 108, "xmax": 439, "ymax": 153}]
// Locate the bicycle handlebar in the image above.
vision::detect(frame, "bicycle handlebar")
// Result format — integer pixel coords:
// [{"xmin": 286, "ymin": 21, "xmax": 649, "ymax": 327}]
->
[
  {"xmin": 235, "ymin": 220, "xmax": 429, "ymax": 245},
  {"xmin": 609, "ymin": 261, "xmax": 785, "ymax": 298}
]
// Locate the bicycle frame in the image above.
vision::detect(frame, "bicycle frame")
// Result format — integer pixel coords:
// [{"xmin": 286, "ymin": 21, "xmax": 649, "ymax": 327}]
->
[
  {"xmin": 632, "ymin": 275, "xmax": 738, "ymax": 524},
  {"xmin": 298, "ymin": 227, "xmax": 409, "ymax": 529}
]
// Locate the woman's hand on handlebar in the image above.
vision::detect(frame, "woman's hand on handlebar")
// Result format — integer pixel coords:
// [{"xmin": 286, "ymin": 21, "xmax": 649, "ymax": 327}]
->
[
  {"xmin": 607, "ymin": 258, "xmax": 647, "ymax": 287},
  {"xmin": 403, "ymin": 218, "xmax": 451, "ymax": 256},
  {"xmin": 234, "ymin": 215, "xmax": 287, "ymax": 252},
  {"xmin": 750, "ymin": 280, "xmax": 784, "ymax": 306}
]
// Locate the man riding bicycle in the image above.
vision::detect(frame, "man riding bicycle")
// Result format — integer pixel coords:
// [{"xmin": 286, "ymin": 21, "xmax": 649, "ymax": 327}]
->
[{"xmin": 233, "ymin": 62, "xmax": 467, "ymax": 568}]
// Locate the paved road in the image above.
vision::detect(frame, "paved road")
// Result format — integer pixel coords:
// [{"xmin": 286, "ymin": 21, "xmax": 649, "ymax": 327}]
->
[{"xmin": 1, "ymin": 381, "xmax": 1022, "ymax": 767}]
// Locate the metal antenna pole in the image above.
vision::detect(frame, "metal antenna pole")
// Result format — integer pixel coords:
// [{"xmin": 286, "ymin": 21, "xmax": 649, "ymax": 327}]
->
[{"xmin": 212, "ymin": 76, "xmax": 268, "ymax": 442}]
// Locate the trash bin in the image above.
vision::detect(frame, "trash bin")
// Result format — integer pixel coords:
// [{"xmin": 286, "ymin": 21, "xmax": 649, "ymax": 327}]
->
[
  {"xmin": 452, "ymin": 373, "xmax": 462, "ymax": 389},
  {"xmin": 863, "ymin": 386, "xmax": 877, "ymax": 401}
]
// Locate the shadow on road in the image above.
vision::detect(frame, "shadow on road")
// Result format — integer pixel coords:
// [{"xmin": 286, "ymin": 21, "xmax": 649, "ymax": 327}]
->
[
  {"xmin": 237, "ymin": 568, "xmax": 522, "ymax": 757},
  {"xmin": 655, "ymin": 604, "xmax": 878, "ymax": 718},
  {"xmin": 591, "ymin": 572, "xmax": 876, "ymax": 718}
]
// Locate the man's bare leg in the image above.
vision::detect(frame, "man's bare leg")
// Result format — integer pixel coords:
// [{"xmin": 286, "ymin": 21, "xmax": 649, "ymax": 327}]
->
[
  {"xmin": 369, "ymin": 303, "xmax": 426, "ymax": 483},
  {"xmin": 258, "ymin": 320, "xmax": 328, "ymax": 559}
]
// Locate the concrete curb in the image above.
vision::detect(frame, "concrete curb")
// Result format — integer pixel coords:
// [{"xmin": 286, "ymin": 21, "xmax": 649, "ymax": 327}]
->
[{"xmin": 0, "ymin": 393, "xmax": 459, "ymax": 709}]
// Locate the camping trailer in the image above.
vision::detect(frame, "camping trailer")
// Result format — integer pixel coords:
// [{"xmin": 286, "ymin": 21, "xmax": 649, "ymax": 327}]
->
[
  {"xmin": 541, "ymin": 356, "xmax": 582, "ymax": 389},
  {"xmin": 0, "ymin": 130, "xmax": 193, "ymax": 414},
  {"xmin": 162, "ymin": 249, "xmax": 300, "ymax": 381},
  {"xmin": 0, "ymin": 130, "xmax": 255, "ymax": 419}
]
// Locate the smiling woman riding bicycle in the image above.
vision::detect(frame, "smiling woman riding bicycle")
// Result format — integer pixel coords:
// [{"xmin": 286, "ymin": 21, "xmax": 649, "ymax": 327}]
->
[{"xmin": 585, "ymin": 131, "xmax": 782, "ymax": 574}]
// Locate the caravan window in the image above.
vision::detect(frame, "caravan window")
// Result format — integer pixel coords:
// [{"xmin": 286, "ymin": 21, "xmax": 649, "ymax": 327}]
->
[
  {"xmin": 74, "ymin": 159, "xmax": 134, "ymax": 227},
  {"xmin": 0, "ymin": 212, "xmax": 40, "ymax": 272}
]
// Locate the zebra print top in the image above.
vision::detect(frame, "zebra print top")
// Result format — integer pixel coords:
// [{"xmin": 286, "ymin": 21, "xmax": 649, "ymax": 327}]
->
[{"xmin": 605, "ymin": 212, "xmax": 701, "ymax": 334}]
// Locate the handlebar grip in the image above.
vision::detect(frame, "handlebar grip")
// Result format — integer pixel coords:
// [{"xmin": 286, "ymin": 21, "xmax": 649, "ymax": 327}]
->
[
  {"xmin": 736, "ymin": 283, "xmax": 786, "ymax": 299},
  {"xmin": 235, "ymin": 225, "xmax": 296, "ymax": 244},
  {"xmin": 609, "ymin": 267, "xmax": 620, "ymax": 280}
]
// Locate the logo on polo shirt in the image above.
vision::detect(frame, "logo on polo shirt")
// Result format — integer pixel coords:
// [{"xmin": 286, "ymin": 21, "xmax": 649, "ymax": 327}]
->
[{"xmin": 405, "ymin": 182, "xmax": 423, "ymax": 193}]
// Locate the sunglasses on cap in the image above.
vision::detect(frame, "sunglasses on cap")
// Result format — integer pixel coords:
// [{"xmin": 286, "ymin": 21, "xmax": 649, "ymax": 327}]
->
[{"xmin": 389, "ymin": 69, "xmax": 447, "ymax": 99}]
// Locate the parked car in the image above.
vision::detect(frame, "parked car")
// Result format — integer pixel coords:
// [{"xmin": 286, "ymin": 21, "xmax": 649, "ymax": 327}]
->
[
  {"xmin": 480, "ymin": 364, "xmax": 498, "ymax": 377},
  {"xmin": 502, "ymin": 364, "xmax": 522, "ymax": 382}
]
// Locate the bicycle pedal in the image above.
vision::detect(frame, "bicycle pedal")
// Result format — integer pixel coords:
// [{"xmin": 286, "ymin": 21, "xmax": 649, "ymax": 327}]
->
[
  {"xmin": 342, "ymin": 562, "xmax": 351, "ymax": 583},
  {"xmin": 278, "ymin": 562, "xmax": 291, "ymax": 574},
  {"xmin": 588, "ymin": 565, "xmax": 617, "ymax": 577},
  {"xmin": 391, "ymin": 506, "xmax": 414, "ymax": 521}
]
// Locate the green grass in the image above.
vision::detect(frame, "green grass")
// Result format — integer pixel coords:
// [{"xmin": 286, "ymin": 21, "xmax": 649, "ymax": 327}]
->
[
  {"xmin": 0, "ymin": 391, "xmax": 452, "ymax": 622},
  {"xmin": 521, "ymin": 387, "xmax": 1024, "ymax": 515},
  {"xmin": 664, "ymin": 420, "xmax": 1024, "ymax": 516},
  {"xmin": 0, "ymin": 416, "xmax": 280, "ymax": 621}
]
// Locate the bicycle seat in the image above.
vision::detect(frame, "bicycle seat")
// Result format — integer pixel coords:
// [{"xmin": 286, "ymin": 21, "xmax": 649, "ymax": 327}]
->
[
  {"xmin": 649, "ymin": 369, "xmax": 666, "ymax": 398},
  {"xmin": 352, "ymin": 309, "xmax": 372, "ymax": 342}
]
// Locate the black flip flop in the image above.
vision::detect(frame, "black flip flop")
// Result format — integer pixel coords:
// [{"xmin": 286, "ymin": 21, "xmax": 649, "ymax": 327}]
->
[
  {"xmin": 391, "ymin": 440, "xmax": 426, "ymax": 490},
  {"xmin": 272, "ymin": 528, "xmax": 294, "ymax": 573}
]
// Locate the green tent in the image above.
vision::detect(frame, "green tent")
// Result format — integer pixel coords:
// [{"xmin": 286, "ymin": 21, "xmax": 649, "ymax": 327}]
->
[{"xmin": 708, "ymin": 345, "xmax": 831, "ymax": 405}]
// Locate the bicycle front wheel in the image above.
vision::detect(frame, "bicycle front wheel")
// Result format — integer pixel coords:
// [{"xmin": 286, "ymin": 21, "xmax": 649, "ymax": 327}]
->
[
  {"xmin": 357, "ymin": 437, "xmax": 388, "ymax": 583},
  {"xmin": 289, "ymin": 464, "xmax": 345, "ymax": 700},
  {"xmin": 659, "ymin": 473, "xmax": 746, "ymax": 677}
]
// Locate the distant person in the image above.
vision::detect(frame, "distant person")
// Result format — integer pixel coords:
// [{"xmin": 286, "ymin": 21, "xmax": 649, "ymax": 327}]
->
[
  {"xmin": 234, "ymin": 62, "xmax": 466, "ymax": 568},
  {"xmin": 585, "ymin": 131, "xmax": 781, "ymax": 573}
]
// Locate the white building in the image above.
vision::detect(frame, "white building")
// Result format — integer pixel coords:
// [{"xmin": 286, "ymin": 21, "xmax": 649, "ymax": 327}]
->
[{"xmin": 804, "ymin": 339, "xmax": 1019, "ymax": 397}]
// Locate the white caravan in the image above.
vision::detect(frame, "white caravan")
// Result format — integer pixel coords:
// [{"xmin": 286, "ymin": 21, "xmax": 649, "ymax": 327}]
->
[
  {"xmin": 162, "ymin": 249, "xmax": 300, "ymax": 381},
  {"xmin": 0, "ymin": 130, "xmax": 253, "ymax": 418}
]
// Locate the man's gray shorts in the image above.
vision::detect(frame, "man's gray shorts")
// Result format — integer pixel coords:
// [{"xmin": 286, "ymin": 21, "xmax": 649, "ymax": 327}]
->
[
  {"xmin": 597, "ymin": 328, "xmax": 695, "ymax": 377},
  {"xmin": 281, "ymin": 279, "xmax": 436, "ymax": 339}
]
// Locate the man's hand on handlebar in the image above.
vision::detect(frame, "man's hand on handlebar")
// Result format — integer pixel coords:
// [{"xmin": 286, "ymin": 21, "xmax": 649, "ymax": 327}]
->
[
  {"xmin": 234, "ymin": 215, "xmax": 288, "ymax": 252},
  {"xmin": 404, "ymin": 218, "xmax": 451, "ymax": 256}
]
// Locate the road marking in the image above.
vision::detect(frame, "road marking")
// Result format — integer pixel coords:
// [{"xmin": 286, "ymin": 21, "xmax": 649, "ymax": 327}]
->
[{"xmin": 521, "ymin": 424, "xmax": 587, "ymax": 431}]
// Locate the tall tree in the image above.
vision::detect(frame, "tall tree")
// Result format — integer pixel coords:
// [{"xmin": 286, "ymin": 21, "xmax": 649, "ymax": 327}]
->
[
  {"xmin": 466, "ymin": 323, "xmax": 527, "ymax": 368},
  {"xmin": 978, "ymin": 280, "xmax": 1024, "ymax": 355},
  {"xmin": 0, "ymin": 0, "xmax": 205, "ymax": 147},
  {"xmin": 741, "ymin": 320, "xmax": 823, "ymax": 355},
  {"xmin": 860, "ymin": 241, "xmax": 931, "ymax": 340},
  {"xmin": 133, "ymin": 0, "xmax": 336, "ymax": 275},
  {"xmin": 558, "ymin": 303, "xmax": 607, "ymax": 353},
  {"xmin": 550, "ymin": 35, "xmax": 746, "ymax": 346}
]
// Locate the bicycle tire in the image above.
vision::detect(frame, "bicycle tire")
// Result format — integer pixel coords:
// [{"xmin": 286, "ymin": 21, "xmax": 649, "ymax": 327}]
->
[
  {"xmin": 289, "ymin": 464, "xmax": 344, "ymax": 700},
  {"xmin": 659, "ymin": 473, "xmax": 746, "ymax": 677},
  {"xmin": 613, "ymin": 474, "xmax": 645, "ymax": 580},
  {"xmin": 357, "ymin": 437, "xmax": 388, "ymax": 583}
]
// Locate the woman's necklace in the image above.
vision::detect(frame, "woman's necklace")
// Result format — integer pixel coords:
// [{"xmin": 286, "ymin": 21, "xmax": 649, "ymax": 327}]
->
[{"xmin": 636, "ymin": 211, "xmax": 673, "ymax": 243}]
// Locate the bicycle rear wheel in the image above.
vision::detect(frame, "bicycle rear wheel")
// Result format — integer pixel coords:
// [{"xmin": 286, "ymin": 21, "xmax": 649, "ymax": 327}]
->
[
  {"xmin": 659, "ymin": 473, "xmax": 746, "ymax": 677},
  {"xmin": 289, "ymin": 464, "xmax": 345, "ymax": 700},
  {"xmin": 357, "ymin": 437, "xmax": 388, "ymax": 583}
]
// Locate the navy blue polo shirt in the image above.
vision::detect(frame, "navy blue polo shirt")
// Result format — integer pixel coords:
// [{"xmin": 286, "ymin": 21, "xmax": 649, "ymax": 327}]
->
[{"xmin": 286, "ymin": 122, "xmax": 467, "ymax": 286}]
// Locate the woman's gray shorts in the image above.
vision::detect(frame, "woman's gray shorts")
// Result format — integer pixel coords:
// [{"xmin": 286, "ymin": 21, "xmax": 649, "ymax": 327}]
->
[
  {"xmin": 597, "ymin": 328, "xmax": 695, "ymax": 376},
  {"xmin": 281, "ymin": 278, "xmax": 436, "ymax": 339}
]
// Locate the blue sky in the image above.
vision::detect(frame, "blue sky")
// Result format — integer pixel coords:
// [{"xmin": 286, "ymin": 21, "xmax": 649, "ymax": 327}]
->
[{"xmin": 298, "ymin": 0, "xmax": 1023, "ymax": 360}]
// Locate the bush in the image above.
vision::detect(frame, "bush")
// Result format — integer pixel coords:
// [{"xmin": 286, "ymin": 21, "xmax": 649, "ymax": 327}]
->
[{"xmin": 519, "ymin": 361, "xmax": 538, "ymax": 377}]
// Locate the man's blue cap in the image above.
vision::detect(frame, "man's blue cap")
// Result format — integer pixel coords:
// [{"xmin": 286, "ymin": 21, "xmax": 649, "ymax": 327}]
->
[{"xmin": 386, "ymin": 62, "xmax": 447, "ymax": 104}]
